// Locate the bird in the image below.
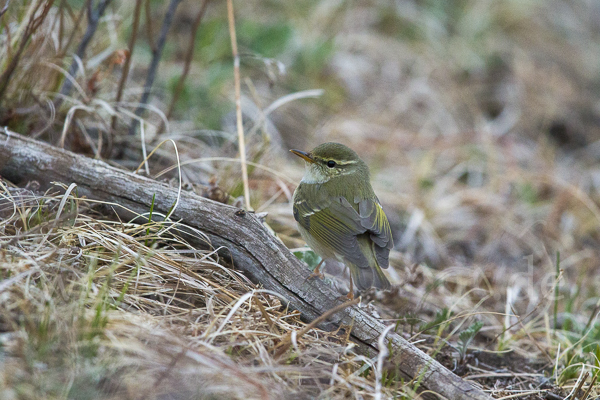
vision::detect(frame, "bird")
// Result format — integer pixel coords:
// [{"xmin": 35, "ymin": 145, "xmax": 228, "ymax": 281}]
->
[{"xmin": 290, "ymin": 142, "xmax": 393, "ymax": 299}]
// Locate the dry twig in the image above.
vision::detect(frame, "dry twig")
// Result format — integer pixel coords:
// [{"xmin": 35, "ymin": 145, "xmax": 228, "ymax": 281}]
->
[
  {"xmin": 111, "ymin": 0, "xmax": 143, "ymax": 134},
  {"xmin": 0, "ymin": 0, "xmax": 10, "ymax": 19},
  {"xmin": 160, "ymin": 0, "xmax": 211, "ymax": 132},
  {"xmin": 274, "ymin": 297, "xmax": 360, "ymax": 358},
  {"xmin": 127, "ymin": 0, "xmax": 182, "ymax": 136},
  {"xmin": 56, "ymin": 0, "xmax": 113, "ymax": 105},
  {"xmin": 0, "ymin": 0, "xmax": 55, "ymax": 105},
  {"xmin": 227, "ymin": 0, "xmax": 251, "ymax": 211}
]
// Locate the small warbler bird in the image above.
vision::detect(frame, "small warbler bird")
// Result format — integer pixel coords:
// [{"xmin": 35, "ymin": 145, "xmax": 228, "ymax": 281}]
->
[{"xmin": 291, "ymin": 142, "xmax": 393, "ymax": 298}]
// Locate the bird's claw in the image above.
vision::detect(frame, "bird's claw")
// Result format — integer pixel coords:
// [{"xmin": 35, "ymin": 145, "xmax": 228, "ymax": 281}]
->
[
  {"xmin": 307, "ymin": 271, "xmax": 325, "ymax": 281},
  {"xmin": 335, "ymin": 292, "xmax": 355, "ymax": 302}
]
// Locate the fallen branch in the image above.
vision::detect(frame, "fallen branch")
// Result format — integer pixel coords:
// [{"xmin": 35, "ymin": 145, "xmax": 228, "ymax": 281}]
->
[{"xmin": 0, "ymin": 130, "xmax": 491, "ymax": 400}]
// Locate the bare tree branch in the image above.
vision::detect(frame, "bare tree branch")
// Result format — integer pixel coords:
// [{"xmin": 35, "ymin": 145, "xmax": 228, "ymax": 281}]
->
[
  {"xmin": 0, "ymin": 130, "xmax": 492, "ymax": 400},
  {"xmin": 110, "ymin": 0, "xmax": 143, "ymax": 134},
  {"xmin": 56, "ymin": 0, "xmax": 113, "ymax": 106},
  {"xmin": 127, "ymin": 0, "xmax": 182, "ymax": 136},
  {"xmin": 160, "ymin": 0, "xmax": 210, "ymax": 131}
]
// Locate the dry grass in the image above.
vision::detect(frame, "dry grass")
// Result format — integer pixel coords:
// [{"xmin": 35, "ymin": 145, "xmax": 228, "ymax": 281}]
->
[
  {"xmin": 2, "ymin": 174, "xmax": 599, "ymax": 399},
  {"xmin": 0, "ymin": 183, "xmax": 416, "ymax": 399},
  {"xmin": 2, "ymin": 0, "xmax": 600, "ymax": 399}
]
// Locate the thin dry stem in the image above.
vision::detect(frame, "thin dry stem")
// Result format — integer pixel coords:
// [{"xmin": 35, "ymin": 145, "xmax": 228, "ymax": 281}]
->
[
  {"xmin": 0, "ymin": 0, "xmax": 54, "ymax": 105},
  {"xmin": 56, "ymin": 0, "xmax": 113, "ymax": 106},
  {"xmin": 111, "ymin": 0, "xmax": 143, "ymax": 133},
  {"xmin": 163, "ymin": 0, "xmax": 210, "ymax": 126},
  {"xmin": 274, "ymin": 297, "xmax": 359, "ymax": 358},
  {"xmin": 227, "ymin": 0, "xmax": 251, "ymax": 211},
  {"xmin": 128, "ymin": 0, "xmax": 182, "ymax": 136},
  {"xmin": 0, "ymin": 0, "xmax": 10, "ymax": 19}
]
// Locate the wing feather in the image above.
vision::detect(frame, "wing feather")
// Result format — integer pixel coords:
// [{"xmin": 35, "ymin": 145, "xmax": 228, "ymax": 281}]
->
[
  {"xmin": 294, "ymin": 191, "xmax": 393, "ymax": 270},
  {"xmin": 358, "ymin": 198, "xmax": 393, "ymax": 269}
]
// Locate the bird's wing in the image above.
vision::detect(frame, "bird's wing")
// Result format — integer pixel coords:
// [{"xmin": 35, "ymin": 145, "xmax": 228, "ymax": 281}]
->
[
  {"xmin": 294, "ymin": 196, "xmax": 368, "ymax": 267},
  {"xmin": 293, "ymin": 195, "xmax": 393, "ymax": 269},
  {"xmin": 357, "ymin": 197, "xmax": 393, "ymax": 269}
]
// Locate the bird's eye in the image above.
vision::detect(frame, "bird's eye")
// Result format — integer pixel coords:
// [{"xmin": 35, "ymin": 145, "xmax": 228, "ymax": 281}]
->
[{"xmin": 326, "ymin": 160, "xmax": 336, "ymax": 168}]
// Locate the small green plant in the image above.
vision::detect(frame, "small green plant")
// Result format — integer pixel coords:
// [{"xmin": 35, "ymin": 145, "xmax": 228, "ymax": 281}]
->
[
  {"xmin": 381, "ymin": 364, "xmax": 402, "ymax": 388},
  {"xmin": 396, "ymin": 312, "xmax": 421, "ymax": 336},
  {"xmin": 557, "ymin": 350, "xmax": 585, "ymax": 385},
  {"xmin": 592, "ymin": 344, "xmax": 600, "ymax": 380},
  {"xmin": 457, "ymin": 320, "xmax": 483, "ymax": 363},
  {"xmin": 293, "ymin": 249, "xmax": 321, "ymax": 270},
  {"xmin": 419, "ymin": 308, "xmax": 453, "ymax": 335}
]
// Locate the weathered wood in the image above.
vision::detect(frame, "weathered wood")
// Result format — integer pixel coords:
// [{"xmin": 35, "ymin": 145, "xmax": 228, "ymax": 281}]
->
[{"xmin": 0, "ymin": 130, "xmax": 491, "ymax": 400}]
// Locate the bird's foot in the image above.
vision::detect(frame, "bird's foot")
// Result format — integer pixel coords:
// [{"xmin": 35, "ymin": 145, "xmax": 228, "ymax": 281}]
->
[
  {"xmin": 307, "ymin": 271, "xmax": 325, "ymax": 281},
  {"xmin": 335, "ymin": 291, "xmax": 355, "ymax": 302},
  {"xmin": 306, "ymin": 260, "xmax": 325, "ymax": 281}
]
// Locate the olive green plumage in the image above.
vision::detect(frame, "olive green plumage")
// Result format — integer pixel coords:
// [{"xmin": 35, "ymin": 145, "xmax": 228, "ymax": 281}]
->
[{"xmin": 291, "ymin": 142, "xmax": 393, "ymax": 291}]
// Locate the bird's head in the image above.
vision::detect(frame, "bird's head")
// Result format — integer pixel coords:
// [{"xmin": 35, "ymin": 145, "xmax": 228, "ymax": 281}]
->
[{"xmin": 290, "ymin": 142, "xmax": 369, "ymax": 184}]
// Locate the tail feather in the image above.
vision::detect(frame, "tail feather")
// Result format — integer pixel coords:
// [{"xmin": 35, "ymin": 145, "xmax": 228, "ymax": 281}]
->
[
  {"xmin": 372, "ymin": 264, "xmax": 391, "ymax": 290},
  {"xmin": 349, "ymin": 263, "xmax": 390, "ymax": 291},
  {"xmin": 347, "ymin": 235, "xmax": 390, "ymax": 291}
]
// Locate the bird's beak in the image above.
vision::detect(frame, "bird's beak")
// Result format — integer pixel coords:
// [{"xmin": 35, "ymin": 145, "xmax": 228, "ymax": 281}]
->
[{"xmin": 290, "ymin": 149, "xmax": 316, "ymax": 164}]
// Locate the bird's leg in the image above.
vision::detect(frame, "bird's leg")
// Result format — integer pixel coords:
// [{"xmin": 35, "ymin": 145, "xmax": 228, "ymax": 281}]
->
[
  {"xmin": 346, "ymin": 274, "xmax": 354, "ymax": 300},
  {"xmin": 307, "ymin": 260, "xmax": 325, "ymax": 280}
]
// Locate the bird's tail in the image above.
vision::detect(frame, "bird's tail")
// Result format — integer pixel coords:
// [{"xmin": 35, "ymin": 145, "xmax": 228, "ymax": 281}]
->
[
  {"xmin": 373, "ymin": 263, "xmax": 391, "ymax": 289},
  {"xmin": 350, "ymin": 262, "xmax": 390, "ymax": 291},
  {"xmin": 349, "ymin": 237, "xmax": 391, "ymax": 291}
]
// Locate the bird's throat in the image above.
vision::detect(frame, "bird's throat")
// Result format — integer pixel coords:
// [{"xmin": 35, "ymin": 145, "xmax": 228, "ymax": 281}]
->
[{"xmin": 301, "ymin": 165, "xmax": 330, "ymax": 184}]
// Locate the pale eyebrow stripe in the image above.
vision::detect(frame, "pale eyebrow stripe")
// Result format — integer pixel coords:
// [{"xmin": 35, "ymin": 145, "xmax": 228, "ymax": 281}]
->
[{"xmin": 331, "ymin": 160, "xmax": 357, "ymax": 165}]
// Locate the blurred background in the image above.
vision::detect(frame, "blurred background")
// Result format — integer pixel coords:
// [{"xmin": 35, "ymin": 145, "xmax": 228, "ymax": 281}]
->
[
  {"xmin": 3, "ymin": 0, "xmax": 600, "ymax": 322},
  {"xmin": 4, "ymin": 1, "xmax": 600, "ymax": 271},
  {"xmin": 2, "ymin": 0, "xmax": 600, "ymax": 396},
  {"xmin": 0, "ymin": 0, "xmax": 600, "ymax": 267}
]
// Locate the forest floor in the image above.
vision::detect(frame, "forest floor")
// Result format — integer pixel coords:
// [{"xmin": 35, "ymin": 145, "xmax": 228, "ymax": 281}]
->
[{"xmin": 1, "ymin": 1, "xmax": 600, "ymax": 399}]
